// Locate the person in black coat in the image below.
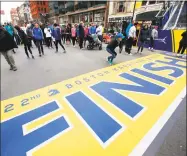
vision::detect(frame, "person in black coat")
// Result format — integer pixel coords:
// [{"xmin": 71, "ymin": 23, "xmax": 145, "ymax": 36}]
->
[
  {"xmin": 79, "ymin": 21, "xmax": 85, "ymax": 49},
  {"xmin": 137, "ymin": 25, "xmax": 150, "ymax": 53},
  {"xmin": 177, "ymin": 30, "xmax": 187, "ymax": 56},
  {"xmin": 15, "ymin": 26, "xmax": 34, "ymax": 59},
  {"xmin": 0, "ymin": 25, "xmax": 17, "ymax": 71}
]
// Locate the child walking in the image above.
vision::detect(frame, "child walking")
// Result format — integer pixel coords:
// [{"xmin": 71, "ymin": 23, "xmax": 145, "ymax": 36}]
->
[{"xmin": 106, "ymin": 33, "xmax": 124, "ymax": 65}]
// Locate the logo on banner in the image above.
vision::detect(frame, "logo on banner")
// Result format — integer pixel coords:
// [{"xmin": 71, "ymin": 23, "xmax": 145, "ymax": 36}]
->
[{"xmin": 155, "ymin": 36, "xmax": 167, "ymax": 44}]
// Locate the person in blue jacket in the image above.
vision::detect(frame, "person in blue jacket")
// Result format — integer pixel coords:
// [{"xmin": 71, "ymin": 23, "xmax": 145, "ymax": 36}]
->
[
  {"xmin": 89, "ymin": 23, "xmax": 96, "ymax": 35},
  {"xmin": 52, "ymin": 23, "xmax": 66, "ymax": 53},
  {"xmin": 32, "ymin": 23, "xmax": 44, "ymax": 57}
]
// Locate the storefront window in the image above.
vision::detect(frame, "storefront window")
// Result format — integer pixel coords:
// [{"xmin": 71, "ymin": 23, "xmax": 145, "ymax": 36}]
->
[
  {"xmin": 94, "ymin": 11, "xmax": 105, "ymax": 23},
  {"xmin": 142, "ymin": 0, "xmax": 147, "ymax": 6},
  {"xmin": 149, "ymin": 1, "xmax": 156, "ymax": 5}
]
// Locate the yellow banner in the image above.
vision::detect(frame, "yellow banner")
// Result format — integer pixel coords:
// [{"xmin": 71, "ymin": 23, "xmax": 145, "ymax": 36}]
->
[
  {"xmin": 1, "ymin": 54, "xmax": 186, "ymax": 156},
  {"xmin": 173, "ymin": 29, "xmax": 187, "ymax": 54}
]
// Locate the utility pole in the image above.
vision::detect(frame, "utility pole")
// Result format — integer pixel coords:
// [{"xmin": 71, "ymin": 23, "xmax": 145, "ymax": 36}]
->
[{"xmin": 132, "ymin": 0, "xmax": 137, "ymax": 22}]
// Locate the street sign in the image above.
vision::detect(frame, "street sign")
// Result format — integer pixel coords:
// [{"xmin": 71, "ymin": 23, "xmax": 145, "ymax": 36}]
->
[{"xmin": 1, "ymin": 54, "xmax": 186, "ymax": 156}]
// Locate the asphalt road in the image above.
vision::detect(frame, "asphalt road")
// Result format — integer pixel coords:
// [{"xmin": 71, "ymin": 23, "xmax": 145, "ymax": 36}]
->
[{"xmin": 1, "ymin": 43, "xmax": 186, "ymax": 156}]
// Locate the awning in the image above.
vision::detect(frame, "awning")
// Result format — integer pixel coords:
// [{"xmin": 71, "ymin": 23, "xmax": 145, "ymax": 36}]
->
[
  {"xmin": 135, "ymin": 11, "xmax": 159, "ymax": 21},
  {"xmin": 108, "ymin": 13, "xmax": 132, "ymax": 23}
]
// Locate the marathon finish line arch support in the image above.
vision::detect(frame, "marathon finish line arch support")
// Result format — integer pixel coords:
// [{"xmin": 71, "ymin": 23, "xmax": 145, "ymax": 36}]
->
[{"xmin": 1, "ymin": 54, "xmax": 186, "ymax": 156}]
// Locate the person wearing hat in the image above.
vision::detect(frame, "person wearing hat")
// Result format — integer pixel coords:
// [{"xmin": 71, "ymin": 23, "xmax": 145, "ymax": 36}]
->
[{"xmin": 106, "ymin": 33, "xmax": 125, "ymax": 65}]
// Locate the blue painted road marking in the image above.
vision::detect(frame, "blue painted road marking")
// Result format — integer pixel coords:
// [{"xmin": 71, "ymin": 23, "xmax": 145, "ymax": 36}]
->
[
  {"xmin": 1, "ymin": 101, "xmax": 70, "ymax": 156},
  {"xmin": 66, "ymin": 91, "xmax": 122, "ymax": 144}
]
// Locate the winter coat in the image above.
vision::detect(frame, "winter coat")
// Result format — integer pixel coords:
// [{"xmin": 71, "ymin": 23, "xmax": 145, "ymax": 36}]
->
[
  {"xmin": 0, "ymin": 28, "xmax": 17, "ymax": 52},
  {"xmin": 151, "ymin": 28, "xmax": 158, "ymax": 39},
  {"xmin": 79, "ymin": 24, "xmax": 85, "ymax": 38},
  {"xmin": 126, "ymin": 23, "xmax": 133, "ymax": 37},
  {"xmin": 4, "ymin": 25, "xmax": 14, "ymax": 36},
  {"xmin": 52, "ymin": 26, "xmax": 62, "ymax": 40},
  {"xmin": 32, "ymin": 27, "xmax": 44, "ymax": 40},
  {"xmin": 89, "ymin": 26, "xmax": 96, "ymax": 35},
  {"xmin": 26, "ymin": 27, "xmax": 33, "ymax": 38},
  {"xmin": 71, "ymin": 28, "xmax": 76, "ymax": 37},
  {"xmin": 17, "ymin": 29, "xmax": 30, "ymax": 45},
  {"xmin": 139, "ymin": 28, "xmax": 150, "ymax": 42}
]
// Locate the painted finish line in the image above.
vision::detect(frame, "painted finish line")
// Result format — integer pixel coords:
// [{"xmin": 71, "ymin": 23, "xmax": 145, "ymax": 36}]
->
[{"xmin": 1, "ymin": 54, "xmax": 186, "ymax": 156}]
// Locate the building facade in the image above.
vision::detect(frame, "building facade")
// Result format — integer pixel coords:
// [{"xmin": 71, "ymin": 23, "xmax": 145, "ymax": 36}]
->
[
  {"xmin": 29, "ymin": 1, "xmax": 49, "ymax": 21},
  {"xmin": 17, "ymin": 4, "xmax": 25, "ymax": 26},
  {"xmin": 10, "ymin": 8, "xmax": 19, "ymax": 25},
  {"xmin": 57, "ymin": 1, "xmax": 108, "ymax": 26}
]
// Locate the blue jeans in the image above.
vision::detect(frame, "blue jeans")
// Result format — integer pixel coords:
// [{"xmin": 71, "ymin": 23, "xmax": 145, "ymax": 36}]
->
[{"xmin": 106, "ymin": 48, "xmax": 117, "ymax": 62}]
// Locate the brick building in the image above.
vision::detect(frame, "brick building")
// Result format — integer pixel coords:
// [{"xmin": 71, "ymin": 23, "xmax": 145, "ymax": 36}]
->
[
  {"xmin": 29, "ymin": 1, "xmax": 49, "ymax": 20},
  {"xmin": 10, "ymin": 8, "xmax": 19, "ymax": 25}
]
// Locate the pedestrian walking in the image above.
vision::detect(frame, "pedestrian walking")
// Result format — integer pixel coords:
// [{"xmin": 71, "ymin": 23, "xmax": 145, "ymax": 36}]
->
[
  {"xmin": 66, "ymin": 24, "xmax": 71, "ymax": 45},
  {"xmin": 106, "ymin": 33, "xmax": 125, "ymax": 65},
  {"xmin": 71, "ymin": 25, "xmax": 76, "ymax": 47},
  {"xmin": 44, "ymin": 26, "xmax": 53, "ymax": 48},
  {"xmin": 125, "ymin": 22, "xmax": 138, "ymax": 55},
  {"xmin": 149, "ymin": 26, "xmax": 158, "ymax": 51},
  {"xmin": 137, "ymin": 25, "xmax": 150, "ymax": 54},
  {"xmin": 96, "ymin": 23, "xmax": 103, "ymax": 42},
  {"xmin": 52, "ymin": 23, "xmax": 66, "ymax": 53},
  {"xmin": 89, "ymin": 23, "xmax": 96, "ymax": 35},
  {"xmin": 4, "ymin": 23, "xmax": 17, "ymax": 53},
  {"xmin": 84, "ymin": 25, "xmax": 89, "ymax": 48},
  {"xmin": 15, "ymin": 26, "xmax": 34, "ymax": 59},
  {"xmin": 0, "ymin": 25, "xmax": 17, "ymax": 71},
  {"xmin": 177, "ymin": 30, "xmax": 187, "ymax": 57},
  {"xmin": 26, "ymin": 23, "xmax": 35, "ymax": 48},
  {"xmin": 78, "ymin": 21, "xmax": 85, "ymax": 49},
  {"xmin": 32, "ymin": 23, "xmax": 44, "ymax": 57},
  {"xmin": 76, "ymin": 24, "xmax": 80, "ymax": 44},
  {"xmin": 61, "ymin": 25, "xmax": 66, "ymax": 44}
]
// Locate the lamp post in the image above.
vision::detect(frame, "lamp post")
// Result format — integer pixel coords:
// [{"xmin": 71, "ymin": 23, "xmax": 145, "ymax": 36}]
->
[{"xmin": 132, "ymin": 0, "xmax": 137, "ymax": 22}]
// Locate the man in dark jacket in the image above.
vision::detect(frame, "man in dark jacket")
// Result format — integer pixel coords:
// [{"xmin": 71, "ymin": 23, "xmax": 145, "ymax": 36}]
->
[
  {"xmin": 0, "ymin": 25, "xmax": 17, "ymax": 71},
  {"xmin": 137, "ymin": 25, "xmax": 149, "ymax": 53},
  {"xmin": 78, "ymin": 21, "xmax": 85, "ymax": 49},
  {"xmin": 15, "ymin": 26, "xmax": 34, "ymax": 59}
]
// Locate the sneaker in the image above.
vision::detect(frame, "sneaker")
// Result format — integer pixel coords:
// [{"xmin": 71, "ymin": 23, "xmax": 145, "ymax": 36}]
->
[
  {"xmin": 55, "ymin": 50, "xmax": 58, "ymax": 53},
  {"xmin": 12, "ymin": 67, "xmax": 17, "ymax": 71},
  {"xmin": 73, "ymin": 45, "xmax": 75, "ymax": 47},
  {"xmin": 64, "ymin": 50, "xmax": 66, "ymax": 53},
  {"xmin": 39, "ymin": 54, "xmax": 42, "ymax": 57},
  {"xmin": 148, "ymin": 47, "xmax": 151, "ymax": 50},
  {"xmin": 32, "ymin": 55, "xmax": 35, "ymax": 59},
  {"xmin": 10, "ymin": 66, "xmax": 13, "ymax": 70},
  {"xmin": 109, "ymin": 60, "xmax": 113, "ymax": 65},
  {"xmin": 128, "ymin": 53, "xmax": 133, "ymax": 56}
]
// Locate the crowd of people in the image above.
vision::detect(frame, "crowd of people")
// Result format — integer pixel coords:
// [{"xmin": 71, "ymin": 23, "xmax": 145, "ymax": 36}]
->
[{"xmin": 0, "ymin": 20, "xmax": 186, "ymax": 71}]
